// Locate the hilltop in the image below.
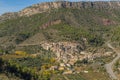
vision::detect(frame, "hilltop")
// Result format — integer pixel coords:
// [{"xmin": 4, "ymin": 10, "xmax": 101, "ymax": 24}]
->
[{"xmin": 0, "ymin": 1, "xmax": 120, "ymax": 22}]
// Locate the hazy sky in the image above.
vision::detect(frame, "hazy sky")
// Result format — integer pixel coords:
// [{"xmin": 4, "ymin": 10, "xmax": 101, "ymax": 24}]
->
[{"xmin": 0, "ymin": 0, "xmax": 113, "ymax": 15}]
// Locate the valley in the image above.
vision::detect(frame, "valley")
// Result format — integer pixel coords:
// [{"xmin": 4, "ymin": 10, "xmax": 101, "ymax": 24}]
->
[{"xmin": 0, "ymin": 1, "xmax": 120, "ymax": 80}]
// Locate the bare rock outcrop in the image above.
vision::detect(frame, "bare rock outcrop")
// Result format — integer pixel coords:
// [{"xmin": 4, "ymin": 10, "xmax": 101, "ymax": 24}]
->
[
  {"xmin": 0, "ymin": 1, "xmax": 120, "ymax": 21},
  {"xmin": 19, "ymin": 1, "xmax": 120, "ymax": 16}
]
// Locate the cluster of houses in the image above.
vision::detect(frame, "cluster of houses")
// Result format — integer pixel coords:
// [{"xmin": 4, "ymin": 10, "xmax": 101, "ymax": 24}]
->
[{"xmin": 41, "ymin": 41, "xmax": 114, "ymax": 74}]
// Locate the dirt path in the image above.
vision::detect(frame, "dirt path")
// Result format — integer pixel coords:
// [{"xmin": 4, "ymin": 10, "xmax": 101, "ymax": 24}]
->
[
  {"xmin": 17, "ymin": 43, "xmax": 41, "ymax": 47},
  {"xmin": 105, "ymin": 43, "xmax": 120, "ymax": 80}
]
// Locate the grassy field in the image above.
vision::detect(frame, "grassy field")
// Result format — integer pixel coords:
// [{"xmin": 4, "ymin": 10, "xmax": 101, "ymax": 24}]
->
[
  {"xmin": 79, "ymin": 71, "xmax": 110, "ymax": 80},
  {"xmin": 51, "ymin": 71, "xmax": 110, "ymax": 80}
]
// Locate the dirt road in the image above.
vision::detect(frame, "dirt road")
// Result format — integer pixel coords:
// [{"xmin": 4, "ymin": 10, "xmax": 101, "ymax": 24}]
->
[{"xmin": 105, "ymin": 43, "xmax": 120, "ymax": 80}]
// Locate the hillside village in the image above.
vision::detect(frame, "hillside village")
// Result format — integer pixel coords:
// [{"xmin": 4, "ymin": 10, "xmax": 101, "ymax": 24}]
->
[
  {"xmin": 17, "ymin": 41, "xmax": 115, "ymax": 74},
  {"xmin": 0, "ymin": 1, "xmax": 120, "ymax": 80}
]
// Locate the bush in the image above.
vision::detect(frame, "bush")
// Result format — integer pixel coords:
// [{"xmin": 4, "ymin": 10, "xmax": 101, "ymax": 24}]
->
[{"xmin": 15, "ymin": 51, "xmax": 27, "ymax": 56}]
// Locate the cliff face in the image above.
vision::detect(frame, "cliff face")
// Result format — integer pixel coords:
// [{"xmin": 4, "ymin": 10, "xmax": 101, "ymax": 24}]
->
[
  {"xmin": 19, "ymin": 1, "xmax": 120, "ymax": 16},
  {"xmin": 0, "ymin": 1, "xmax": 120, "ymax": 21}
]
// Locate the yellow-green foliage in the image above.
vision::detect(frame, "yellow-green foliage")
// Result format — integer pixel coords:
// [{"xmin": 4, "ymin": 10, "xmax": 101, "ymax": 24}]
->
[
  {"xmin": 50, "ymin": 58, "xmax": 56, "ymax": 63},
  {"xmin": 41, "ymin": 64, "xmax": 51, "ymax": 70},
  {"xmin": 15, "ymin": 51, "xmax": 27, "ymax": 55}
]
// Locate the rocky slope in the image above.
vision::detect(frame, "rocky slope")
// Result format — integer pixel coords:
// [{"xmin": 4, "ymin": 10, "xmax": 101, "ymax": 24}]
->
[
  {"xmin": 0, "ymin": 1, "xmax": 120, "ymax": 22},
  {"xmin": 0, "ymin": 12, "xmax": 18, "ymax": 22},
  {"xmin": 19, "ymin": 1, "xmax": 120, "ymax": 16}
]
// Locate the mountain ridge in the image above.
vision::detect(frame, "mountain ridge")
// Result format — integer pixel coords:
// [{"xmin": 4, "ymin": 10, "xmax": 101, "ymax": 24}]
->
[{"xmin": 0, "ymin": 1, "xmax": 120, "ymax": 22}]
